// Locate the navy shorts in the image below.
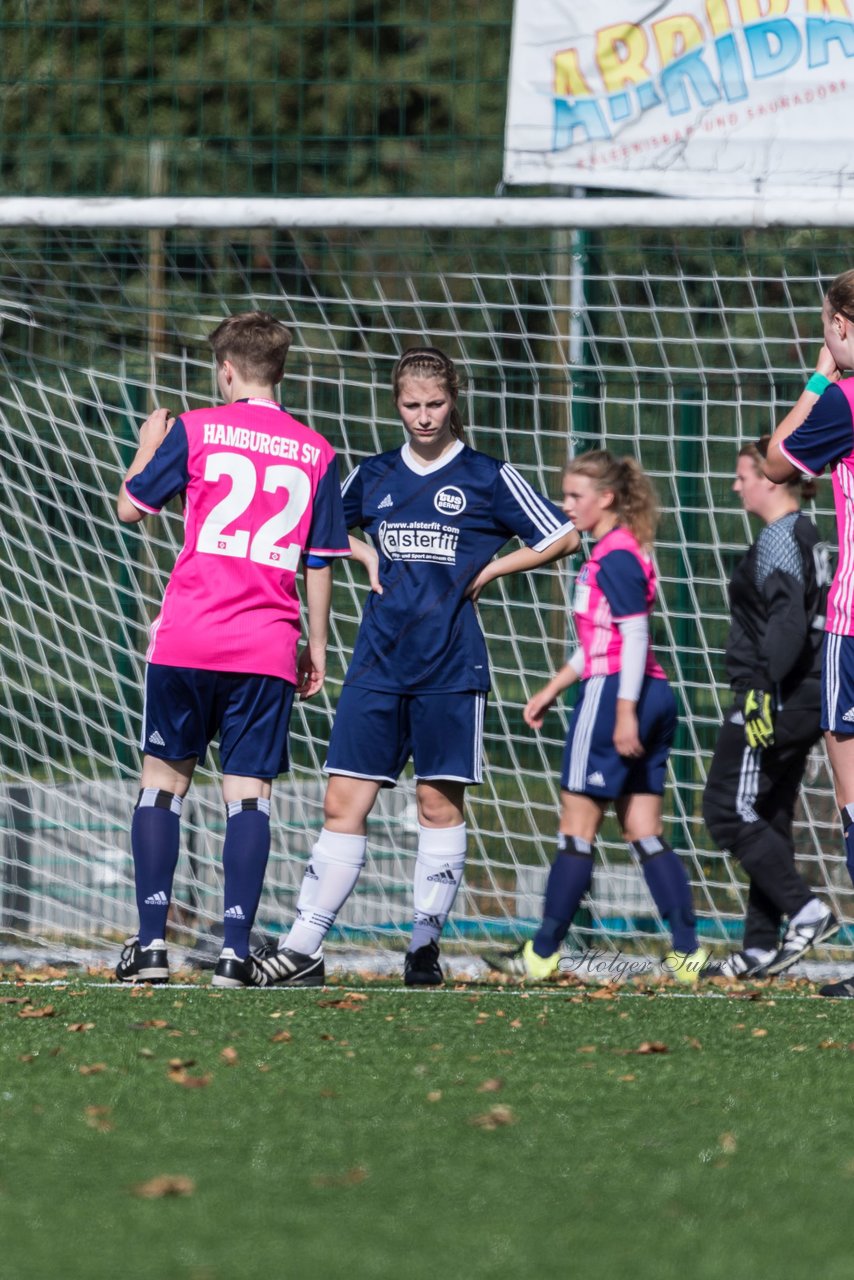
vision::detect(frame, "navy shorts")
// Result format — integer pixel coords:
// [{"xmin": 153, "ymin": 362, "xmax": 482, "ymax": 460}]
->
[
  {"xmin": 822, "ymin": 632, "xmax": 854, "ymax": 733},
  {"xmin": 561, "ymin": 673, "xmax": 677, "ymax": 799},
  {"xmin": 141, "ymin": 663, "xmax": 296, "ymax": 779},
  {"xmin": 325, "ymin": 684, "xmax": 486, "ymax": 786}
]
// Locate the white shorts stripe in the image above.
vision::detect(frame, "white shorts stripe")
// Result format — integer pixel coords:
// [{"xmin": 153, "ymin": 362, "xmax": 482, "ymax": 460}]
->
[
  {"xmin": 568, "ymin": 677, "xmax": 605, "ymax": 792},
  {"xmin": 472, "ymin": 690, "xmax": 486, "ymax": 784},
  {"xmin": 826, "ymin": 631, "xmax": 841, "ymax": 732}
]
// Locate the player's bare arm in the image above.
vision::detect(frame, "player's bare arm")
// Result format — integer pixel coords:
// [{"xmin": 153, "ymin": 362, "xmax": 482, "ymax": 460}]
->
[
  {"xmin": 765, "ymin": 341, "xmax": 842, "ymax": 482},
  {"xmin": 347, "ymin": 532, "xmax": 382, "ymax": 594},
  {"xmin": 116, "ymin": 407, "xmax": 175, "ymax": 522},
  {"xmin": 298, "ymin": 563, "xmax": 332, "ymax": 699},
  {"xmin": 524, "ymin": 660, "xmax": 580, "ymax": 730},
  {"xmin": 613, "ymin": 698, "xmax": 644, "ymax": 758},
  {"xmin": 466, "ymin": 527, "xmax": 579, "ymax": 602}
]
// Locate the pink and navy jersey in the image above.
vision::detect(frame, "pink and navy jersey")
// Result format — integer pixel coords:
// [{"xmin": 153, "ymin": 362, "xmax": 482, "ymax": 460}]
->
[
  {"xmin": 780, "ymin": 381, "xmax": 854, "ymax": 635},
  {"xmin": 125, "ymin": 398, "xmax": 350, "ymax": 682},
  {"xmin": 572, "ymin": 526, "xmax": 666, "ymax": 680}
]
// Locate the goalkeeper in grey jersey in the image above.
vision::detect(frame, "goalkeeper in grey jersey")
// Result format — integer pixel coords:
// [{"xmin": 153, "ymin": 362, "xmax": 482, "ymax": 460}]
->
[{"xmin": 702, "ymin": 437, "xmax": 838, "ymax": 979}]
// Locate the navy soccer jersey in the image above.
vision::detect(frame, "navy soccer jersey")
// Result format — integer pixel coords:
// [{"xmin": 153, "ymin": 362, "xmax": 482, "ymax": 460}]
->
[{"xmin": 341, "ymin": 440, "xmax": 573, "ymax": 693}]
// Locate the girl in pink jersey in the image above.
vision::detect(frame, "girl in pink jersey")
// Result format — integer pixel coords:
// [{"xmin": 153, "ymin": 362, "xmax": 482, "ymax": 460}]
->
[
  {"xmin": 766, "ymin": 267, "xmax": 854, "ymax": 996},
  {"xmin": 486, "ymin": 450, "xmax": 708, "ymax": 984}
]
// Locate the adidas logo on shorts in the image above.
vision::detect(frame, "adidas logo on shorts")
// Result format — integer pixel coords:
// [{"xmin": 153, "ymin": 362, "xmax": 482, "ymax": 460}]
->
[
  {"xmin": 148, "ymin": 729, "xmax": 166, "ymax": 746},
  {"xmin": 377, "ymin": 493, "xmax": 394, "ymax": 509},
  {"xmin": 843, "ymin": 708, "xmax": 854, "ymax": 724},
  {"xmin": 144, "ymin": 890, "xmax": 168, "ymax": 906},
  {"xmin": 224, "ymin": 904, "xmax": 246, "ymax": 920},
  {"xmin": 586, "ymin": 771, "xmax": 606, "ymax": 787}
]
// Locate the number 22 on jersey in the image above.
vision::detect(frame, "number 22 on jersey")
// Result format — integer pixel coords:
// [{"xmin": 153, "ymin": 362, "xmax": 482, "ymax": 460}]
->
[{"xmin": 196, "ymin": 451, "xmax": 311, "ymax": 570}]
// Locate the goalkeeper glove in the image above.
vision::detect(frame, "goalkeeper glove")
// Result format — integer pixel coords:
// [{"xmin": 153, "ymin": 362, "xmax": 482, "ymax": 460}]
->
[{"xmin": 744, "ymin": 688, "xmax": 774, "ymax": 749}]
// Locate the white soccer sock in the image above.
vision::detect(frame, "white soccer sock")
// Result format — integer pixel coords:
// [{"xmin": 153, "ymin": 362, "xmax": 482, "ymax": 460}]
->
[
  {"xmin": 789, "ymin": 897, "xmax": 827, "ymax": 927},
  {"xmin": 283, "ymin": 828, "xmax": 367, "ymax": 956},
  {"xmin": 410, "ymin": 823, "xmax": 467, "ymax": 951}
]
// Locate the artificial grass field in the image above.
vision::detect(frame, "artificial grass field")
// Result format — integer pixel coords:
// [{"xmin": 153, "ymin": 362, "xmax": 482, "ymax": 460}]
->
[{"xmin": 2, "ymin": 970, "xmax": 853, "ymax": 1280}]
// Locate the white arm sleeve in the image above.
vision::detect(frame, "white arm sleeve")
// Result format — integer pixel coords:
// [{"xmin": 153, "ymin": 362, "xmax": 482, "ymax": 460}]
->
[
  {"xmin": 616, "ymin": 616, "xmax": 649, "ymax": 702},
  {"xmin": 567, "ymin": 647, "xmax": 585, "ymax": 678}
]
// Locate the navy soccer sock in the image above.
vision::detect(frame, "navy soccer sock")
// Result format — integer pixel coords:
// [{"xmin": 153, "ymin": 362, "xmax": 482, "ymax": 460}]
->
[
  {"xmin": 132, "ymin": 789, "xmax": 183, "ymax": 946},
  {"xmin": 532, "ymin": 835, "xmax": 594, "ymax": 958},
  {"xmin": 633, "ymin": 836, "xmax": 698, "ymax": 953},
  {"xmin": 222, "ymin": 799, "xmax": 271, "ymax": 957}
]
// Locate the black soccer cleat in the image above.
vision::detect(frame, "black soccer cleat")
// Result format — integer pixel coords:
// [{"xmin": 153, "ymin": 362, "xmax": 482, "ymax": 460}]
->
[
  {"xmin": 253, "ymin": 942, "xmax": 325, "ymax": 987},
  {"xmin": 404, "ymin": 940, "xmax": 444, "ymax": 987},
  {"xmin": 700, "ymin": 949, "xmax": 772, "ymax": 980},
  {"xmin": 115, "ymin": 936, "xmax": 170, "ymax": 985},
  {"xmin": 211, "ymin": 948, "xmax": 271, "ymax": 989},
  {"xmin": 818, "ymin": 976, "xmax": 854, "ymax": 998},
  {"xmin": 765, "ymin": 905, "xmax": 839, "ymax": 976}
]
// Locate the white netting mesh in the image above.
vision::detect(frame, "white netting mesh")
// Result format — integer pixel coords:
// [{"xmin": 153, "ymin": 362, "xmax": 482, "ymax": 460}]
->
[{"xmin": 0, "ymin": 216, "xmax": 846, "ymax": 964}]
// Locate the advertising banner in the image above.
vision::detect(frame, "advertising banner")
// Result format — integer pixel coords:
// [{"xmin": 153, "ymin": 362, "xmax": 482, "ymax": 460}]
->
[{"xmin": 504, "ymin": 0, "xmax": 854, "ymax": 197}]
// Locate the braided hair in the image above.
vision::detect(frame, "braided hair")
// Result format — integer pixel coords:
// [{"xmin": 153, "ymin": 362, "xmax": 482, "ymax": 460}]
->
[{"xmin": 392, "ymin": 347, "xmax": 465, "ymax": 442}]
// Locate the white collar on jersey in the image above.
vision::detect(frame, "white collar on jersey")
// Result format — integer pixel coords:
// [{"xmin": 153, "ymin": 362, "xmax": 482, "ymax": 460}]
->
[{"xmin": 400, "ymin": 438, "xmax": 464, "ymax": 475}]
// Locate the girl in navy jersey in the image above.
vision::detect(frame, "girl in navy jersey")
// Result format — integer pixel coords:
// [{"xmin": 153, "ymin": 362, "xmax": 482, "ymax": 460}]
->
[
  {"xmin": 255, "ymin": 347, "xmax": 579, "ymax": 986},
  {"xmin": 766, "ymin": 267, "xmax": 854, "ymax": 996},
  {"xmin": 485, "ymin": 450, "xmax": 708, "ymax": 984}
]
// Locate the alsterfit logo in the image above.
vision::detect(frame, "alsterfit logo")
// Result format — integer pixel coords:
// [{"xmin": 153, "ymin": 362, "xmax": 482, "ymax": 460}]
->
[{"xmin": 378, "ymin": 520, "xmax": 459, "ymax": 564}]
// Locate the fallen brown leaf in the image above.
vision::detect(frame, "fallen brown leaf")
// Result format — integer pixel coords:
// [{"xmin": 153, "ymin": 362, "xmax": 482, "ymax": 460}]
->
[
  {"xmin": 84, "ymin": 1105, "xmax": 113, "ymax": 1132},
  {"xmin": 168, "ymin": 1071, "xmax": 212, "ymax": 1088},
  {"xmin": 636, "ymin": 1041, "xmax": 669, "ymax": 1055},
  {"xmin": 476, "ymin": 1078, "xmax": 504, "ymax": 1093},
  {"xmin": 18, "ymin": 1006, "xmax": 55, "ymax": 1019},
  {"xmin": 719, "ymin": 1132, "xmax": 738, "ymax": 1154},
  {"xmin": 132, "ymin": 1175, "xmax": 195, "ymax": 1199},
  {"xmin": 270, "ymin": 1030, "xmax": 292, "ymax": 1043},
  {"xmin": 67, "ymin": 1023, "xmax": 95, "ymax": 1033},
  {"xmin": 316, "ymin": 995, "xmax": 368, "ymax": 1010},
  {"xmin": 220, "ymin": 1047, "xmax": 239, "ymax": 1066},
  {"xmin": 78, "ymin": 1063, "xmax": 107, "ymax": 1076},
  {"xmin": 129, "ymin": 1020, "xmax": 171, "ymax": 1031},
  {"xmin": 469, "ymin": 1104, "xmax": 517, "ymax": 1130}
]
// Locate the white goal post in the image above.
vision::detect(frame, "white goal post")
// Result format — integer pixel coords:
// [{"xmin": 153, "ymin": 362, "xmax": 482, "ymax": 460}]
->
[{"xmin": 0, "ymin": 196, "xmax": 850, "ymax": 967}]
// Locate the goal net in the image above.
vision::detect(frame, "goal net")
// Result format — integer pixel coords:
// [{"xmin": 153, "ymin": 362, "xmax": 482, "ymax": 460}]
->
[{"xmin": 0, "ymin": 197, "xmax": 846, "ymax": 969}]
